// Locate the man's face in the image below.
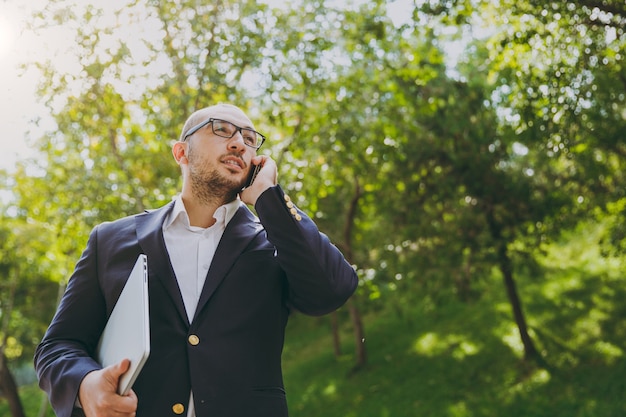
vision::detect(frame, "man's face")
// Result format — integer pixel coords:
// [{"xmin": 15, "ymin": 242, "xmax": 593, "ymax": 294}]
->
[{"xmin": 185, "ymin": 106, "xmax": 258, "ymax": 198}]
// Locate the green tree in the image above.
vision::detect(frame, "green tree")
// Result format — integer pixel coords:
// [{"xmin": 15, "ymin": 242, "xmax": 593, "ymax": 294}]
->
[
  {"xmin": 14, "ymin": 4, "xmax": 625, "ymax": 415},
  {"xmin": 18, "ymin": 0, "xmax": 282, "ymax": 267},
  {"xmin": 411, "ymin": 0, "xmax": 626, "ymax": 363},
  {"xmin": 0, "ymin": 203, "xmax": 58, "ymax": 417},
  {"xmin": 18, "ymin": 0, "xmax": 369, "ymax": 381}
]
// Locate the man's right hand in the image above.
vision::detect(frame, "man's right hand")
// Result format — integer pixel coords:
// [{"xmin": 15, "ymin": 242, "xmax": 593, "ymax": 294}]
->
[{"xmin": 78, "ymin": 359, "xmax": 138, "ymax": 417}]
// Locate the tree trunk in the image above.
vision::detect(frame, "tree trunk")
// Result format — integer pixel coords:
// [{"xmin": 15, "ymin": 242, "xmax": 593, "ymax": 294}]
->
[
  {"xmin": 0, "ymin": 353, "xmax": 26, "ymax": 417},
  {"xmin": 496, "ymin": 242, "xmax": 541, "ymax": 361},
  {"xmin": 485, "ymin": 209, "xmax": 542, "ymax": 363},
  {"xmin": 341, "ymin": 178, "xmax": 367, "ymax": 370},
  {"xmin": 330, "ymin": 311, "xmax": 341, "ymax": 358},
  {"xmin": 347, "ymin": 297, "xmax": 367, "ymax": 369},
  {"xmin": 454, "ymin": 249, "xmax": 473, "ymax": 302}
]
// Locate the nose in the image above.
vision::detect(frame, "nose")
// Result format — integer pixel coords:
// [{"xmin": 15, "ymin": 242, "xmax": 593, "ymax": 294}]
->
[{"xmin": 227, "ymin": 130, "xmax": 246, "ymax": 151}]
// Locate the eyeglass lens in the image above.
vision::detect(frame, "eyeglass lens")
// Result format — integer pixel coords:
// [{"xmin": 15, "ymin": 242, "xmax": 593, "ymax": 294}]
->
[{"xmin": 212, "ymin": 119, "xmax": 261, "ymax": 148}]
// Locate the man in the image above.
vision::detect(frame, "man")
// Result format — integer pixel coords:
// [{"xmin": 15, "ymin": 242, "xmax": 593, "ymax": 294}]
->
[{"xmin": 34, "ymin": 103, "xmax": 358, "ymax": 417}]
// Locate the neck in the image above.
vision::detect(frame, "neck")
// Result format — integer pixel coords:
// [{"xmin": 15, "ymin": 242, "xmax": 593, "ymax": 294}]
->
[
  {"xmin": 180, "ymin": 185, "xmax": 236, "ymax": 228},
  {"xmin": 180, "ymin": 163, "xmax": 241, "ymax": 227}
]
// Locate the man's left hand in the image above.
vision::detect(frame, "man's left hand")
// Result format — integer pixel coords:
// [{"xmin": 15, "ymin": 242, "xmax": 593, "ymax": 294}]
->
[{"xmin": 240, "ymin": 155, "xmax": 277, "ymax": 206}]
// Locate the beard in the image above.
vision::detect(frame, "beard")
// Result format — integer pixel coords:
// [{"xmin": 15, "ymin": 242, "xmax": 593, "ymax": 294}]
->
[{"xmin": 187, "ymin": 149, "xmax": 245, "ymax": 205}]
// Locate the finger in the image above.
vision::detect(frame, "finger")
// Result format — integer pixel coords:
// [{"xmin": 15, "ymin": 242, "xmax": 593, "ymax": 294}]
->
[
  {"xmin": 79, "ymin": 364, "xmax": 138, "ymax": 417},
  {"xmin": 104, "ymin": 359, "xmax": 130, "ymax": 383},
  {"xmin": 105, "ymin": 385, "xmax": 138, "ymax": 414},
  {"xmin": 116, "ymin": 358, "xmax": 131, "ymax": 374},
  {"xmin": 251, "ymin": 155, "xmax": 265, "ymax": 166},
  {"xmin": 112, "ymin": 393, "xmax": 138, "ymax": 414},
  {"xmin": 126, "ymin": 388, "xmax": 138, "ymax": 401}
]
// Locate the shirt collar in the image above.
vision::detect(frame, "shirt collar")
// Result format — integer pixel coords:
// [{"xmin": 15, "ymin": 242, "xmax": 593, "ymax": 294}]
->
[{"xmin": 164, "ymin": 196, "xmax": 241, "ymax": 231}]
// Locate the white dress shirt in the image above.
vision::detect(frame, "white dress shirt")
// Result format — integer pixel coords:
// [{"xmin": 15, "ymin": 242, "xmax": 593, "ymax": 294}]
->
[{"xmin": 162, "ymin": 195, "xmax": 240, "ymax": 417}]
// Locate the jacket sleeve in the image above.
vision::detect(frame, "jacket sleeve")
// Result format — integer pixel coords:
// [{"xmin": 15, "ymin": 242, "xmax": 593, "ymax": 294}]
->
[
  {"xmin": 34, "ymin": 225, "xmax": 107, "ymax": 417},
  {"xmin": 254, "ymin": 185, "xmax": 358, "ymax": 315}
]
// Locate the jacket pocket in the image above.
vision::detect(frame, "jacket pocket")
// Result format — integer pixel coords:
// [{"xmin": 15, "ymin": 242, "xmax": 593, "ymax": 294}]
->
[{"xmin": 251, "ymin": 386, "xmax": 286, "ymax": 398}]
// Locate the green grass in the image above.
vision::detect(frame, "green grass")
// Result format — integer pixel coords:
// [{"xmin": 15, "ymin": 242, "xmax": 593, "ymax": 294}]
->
[
  {"xmin": 282, "ymin": 299, "xmax": 624, "ymax": 417},
  {"xmin": 281, "ymin": 231, "xmax": 625, "ymax": 417},
  {"xmin": 7, "ymin": 226, "xmax": 625, "ymax": 417}
]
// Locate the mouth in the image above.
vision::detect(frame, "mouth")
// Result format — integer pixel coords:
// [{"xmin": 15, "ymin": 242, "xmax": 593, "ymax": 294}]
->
[{"xmin": 221, "ymin": 156, "xmax": 245, "ymax": 171}]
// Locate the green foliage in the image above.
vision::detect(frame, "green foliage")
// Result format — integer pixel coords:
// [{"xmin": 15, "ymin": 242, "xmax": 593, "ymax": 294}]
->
[
  {"xmin": 598, "ymin": 197, "xmax": 626, "ymax": 256},
  {"xmin": 0, "ymin": 383, "xmax": 52, "ymax": 417},
  {"xmin": 0, "ymin": 211, "xmax": 58, "ymax": 364},
  {"xmin": 478, "ymin": 0, "xmax": 626, "ymax": 211}
]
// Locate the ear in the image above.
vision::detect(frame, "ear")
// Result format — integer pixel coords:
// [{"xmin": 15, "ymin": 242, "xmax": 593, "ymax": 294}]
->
[{"xmin": 172, "ymin": 142, "xmax": 188, "ymax": 165}]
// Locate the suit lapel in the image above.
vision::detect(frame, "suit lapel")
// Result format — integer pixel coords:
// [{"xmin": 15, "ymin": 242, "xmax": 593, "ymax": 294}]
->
[
  {"xmin": 135, "ymin": 201, "xmax": 190, "ymax": 326},
  {"xmin": 192, "ymin": 205, "xmax": 262, "ymax": 323}
]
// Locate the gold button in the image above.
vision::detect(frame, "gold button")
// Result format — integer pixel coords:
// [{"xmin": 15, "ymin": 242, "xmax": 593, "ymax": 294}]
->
[
  {"xmin": 286, "ymin": 201, "xmax": 294, "ymax": 208},
  {"xmin": 295, "ymin": 214, "xmax": 302, "ymax": 221},
  {"xmin": 290, "ymin": 207, "xmax": 297, "ymax": 216},
  {"xmin": 188, "ymin": 335, "xmax": 200, "ymax": 346},
  {"xmin": 284, "ymin": 194, "xmax": 291, "ymax": 202},
  {"xmin": 172, "ymin": 403, "xmax": 185, "ymax": 415}
]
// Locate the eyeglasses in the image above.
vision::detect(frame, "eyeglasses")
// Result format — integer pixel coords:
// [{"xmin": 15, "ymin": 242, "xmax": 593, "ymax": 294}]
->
[{"xmin": 182, "ymin": 118, "xmax": 266, "ymax": 150}]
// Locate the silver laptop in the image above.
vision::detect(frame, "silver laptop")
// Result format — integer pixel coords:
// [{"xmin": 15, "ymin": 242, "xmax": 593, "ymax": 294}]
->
[{"xmin": 96, "ymin": 254, "xmax": 150, "ymax": 395}]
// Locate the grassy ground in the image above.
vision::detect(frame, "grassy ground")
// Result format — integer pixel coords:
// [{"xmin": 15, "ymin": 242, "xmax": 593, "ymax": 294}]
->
[
  {"xmin": 281, "ymin": 231, "xmax": 625, "ymax": 417},
  {"xmin": 282, "ymin": 298, "xmax": 625, "ymax": 417},
  {"xmin": 6, "ymin": 227, "xmax": 625, "ymax": 416}
]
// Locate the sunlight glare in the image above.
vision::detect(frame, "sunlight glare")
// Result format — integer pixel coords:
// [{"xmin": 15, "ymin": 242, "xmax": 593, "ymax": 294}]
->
[
  {"xmin": 413, "ymin": 332, "xmax": 480, "ymax": 359},
  {"xmin": 501, "ymin": 324, "xmax": 524, "ymax": 358},
  {"xmin": 0, "ymin": 14, "xmax": 17, "ymax": 58}
]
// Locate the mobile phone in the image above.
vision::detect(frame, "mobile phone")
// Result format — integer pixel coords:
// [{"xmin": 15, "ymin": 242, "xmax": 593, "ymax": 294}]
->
[{"xmin": 243, "ymin": 164, "xmax": 262, "ymax": 190}]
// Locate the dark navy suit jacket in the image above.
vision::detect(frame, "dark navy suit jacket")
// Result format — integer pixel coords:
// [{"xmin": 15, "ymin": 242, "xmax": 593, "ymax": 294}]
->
[{"xmin": 35, "ymin": 185, "xmax": 358, "ymax": 417}]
